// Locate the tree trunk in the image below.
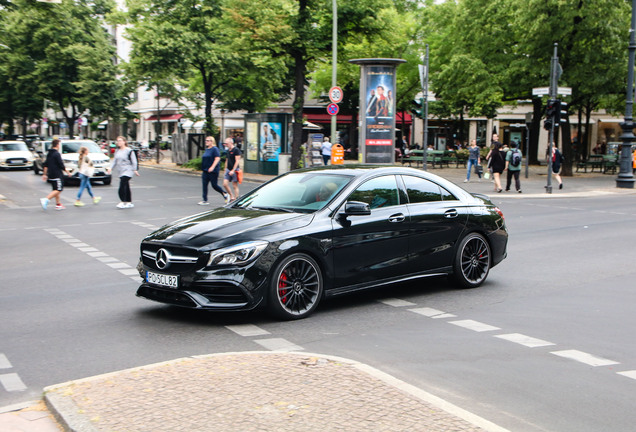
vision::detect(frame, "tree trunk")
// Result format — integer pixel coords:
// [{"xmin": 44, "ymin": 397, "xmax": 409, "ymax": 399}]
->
[
  {"xmin": 561, "ymin": 120, "xmax": 573, "ymax": 176},
  {"xmin": 203, "ymin": 73, "xmax": 215, "ymax": 137},
  {"xmin": 291, "ymin": 51, "xmax": 306, "ymax": 170},
  {"xmin": 529, "ymin": 98, "xmax": 543, "ymax": 164}
]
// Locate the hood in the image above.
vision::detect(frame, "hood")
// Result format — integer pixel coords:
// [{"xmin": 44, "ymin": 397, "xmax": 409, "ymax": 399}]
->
[
  {"xmin": 0, "ymin": 151, "xmax": 34, "ymax": 161},
  {"xmin": 62, "ymin": 152, "xmax": 110, "ymax": 163},
  {"xmin": 144, "ymin": 207, "xmax": 314, "ymax": 249}
]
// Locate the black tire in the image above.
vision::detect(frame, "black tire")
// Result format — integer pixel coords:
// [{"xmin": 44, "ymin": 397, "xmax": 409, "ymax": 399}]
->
[
  {"xmin": 103, "ymin": 178, "xmax": 111, "ymax": 185},
  {"xmin": 268, "ymin": 253, "xmax": 323, "ymax": 320},
  {"xmin": 452, "ymin": 233, "xmax": 491, "ymax": 288}
]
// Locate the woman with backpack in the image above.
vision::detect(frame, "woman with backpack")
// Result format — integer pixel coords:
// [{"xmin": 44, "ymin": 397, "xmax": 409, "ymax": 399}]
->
[
  {"xmin": 547, "ymin": 143, "xmax": 564, "ymax": 190},
  {"xmin": 505, "ymin": 141, "xmax": 522, "ymax": 193},
  {"xmin": 107, "ymin": 136, "xmax": 139, "ymax": 209}
]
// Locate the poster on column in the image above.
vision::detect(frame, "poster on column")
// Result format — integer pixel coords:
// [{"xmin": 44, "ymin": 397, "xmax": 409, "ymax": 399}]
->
[
  {"xmin": 364, "ymin": 66, "xmax": 395, "ymax": 163},
  {"xmin": 260, "ymin": 122, "xmax": 282, "ymax": 162}
]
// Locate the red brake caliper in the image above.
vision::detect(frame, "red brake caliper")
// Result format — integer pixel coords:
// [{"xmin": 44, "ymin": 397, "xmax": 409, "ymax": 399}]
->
[{"xmin": 279, "ymin": 272, "xmax": 288, "ymax": 304}]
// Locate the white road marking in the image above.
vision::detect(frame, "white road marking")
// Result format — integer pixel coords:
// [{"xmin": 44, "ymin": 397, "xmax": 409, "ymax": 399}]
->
[
  {"xmin": 55, "ymin": 235, "xmax": 74, "ymax": 239},
  {"xmin": 495, "ymin": 333, "xmax": 555, "ymax": 348},
  {"xmin": 107, "ymin": 262, "xmax": 131, "ymax": 269},
  {"xmin": 617, "ymin": 370, "xmax": 636, "ymax": 380},
  {"xmin": 380, "ymin": 298, "xmax": 417, "ymax": 307},
  {"xmin": 78, "ymin": 247, "xmax": 99, "ymax": 253},
  {"xmin": 432, "ymin": 313, "xmax": 457, "ymax": 319},
  {"xmin": 226, "ymin": 324, "xmax": 271, "ymax": 337},
  {"xmin": 119, "ymin": 269, "xmax": 139, "ymax": 276},
  {"xmin": 449, "ymin": 320, "xmax": 501, "ymax": 332},
  {"xmin": 254, "ymin": 338, "xmax": 304, "ymax": 352},
  {"xmin": 87, "ymin": 252, "xmax": 108, "ymax": 258},
  {"xmin": 409, "ymin": 307, "xmax": 454, "ymax": 318},
  {"xmin": 0, "ymin": 373, "xmax": 27, "ymax": 392},
  {"xmin": 70, "ymin": 243, "xmax": 90, "ymax": 248},
  {"xmin": 551, "ymin": 350, "xmax": 619, "ymax": 367},
  {"xmin": 98, "ymin": 257, "xmax": 119, "ymax": 263},
  {"xmin": 0, "ymin": 354, "xmax": 11, "ymax": 369}
]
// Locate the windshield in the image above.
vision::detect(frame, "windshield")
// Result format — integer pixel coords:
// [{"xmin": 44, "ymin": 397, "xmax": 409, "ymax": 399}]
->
[
  {"xmin": 0, "ymin": 142, "xmax": 29, "ymax": 152},
  {"xmin": 61, "ymin": 140, "xmax": 102, "ymax": 154},
  {"xmin": 234, "ymin": 172, "xmax": 352, "ymax": 213}
]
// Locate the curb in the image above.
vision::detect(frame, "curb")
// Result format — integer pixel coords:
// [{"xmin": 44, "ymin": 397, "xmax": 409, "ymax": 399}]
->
[{"xmin": 43, "ymin": 351, "xmax": 510, "ymax": 432}]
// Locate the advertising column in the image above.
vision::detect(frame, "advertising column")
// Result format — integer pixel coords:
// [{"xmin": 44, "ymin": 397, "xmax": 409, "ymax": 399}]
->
[{"xmin": 350, "ymin": 58, "xmax": 406, "ymax": 164}]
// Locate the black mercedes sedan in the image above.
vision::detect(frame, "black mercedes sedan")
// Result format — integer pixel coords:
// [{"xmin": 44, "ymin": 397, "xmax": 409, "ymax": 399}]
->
[{"xmin": 136, "ymin": 165, "xmax": 507, "ymax": 320}]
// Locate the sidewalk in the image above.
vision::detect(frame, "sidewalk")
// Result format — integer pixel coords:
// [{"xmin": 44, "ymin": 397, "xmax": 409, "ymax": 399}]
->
[{"xmin": 2, "ymin": 352, "xmax": 508, "ymax": 432}]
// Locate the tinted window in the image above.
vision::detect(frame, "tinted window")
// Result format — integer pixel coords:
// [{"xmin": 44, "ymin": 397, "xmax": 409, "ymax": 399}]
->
[
  {"xmin": 402, "ymin": 176, "xmax": 442, "ymax": 203},
  {"xmin": 348, "ymin": 175, "xmax": 400, "ymax": 209},
  {"xmin": 440, "ymin": 186, "xmax": 458, "ymax": 201},
  {"xmin": 61, "ymin": 140, "xmax": 102, "ymax": 154}
]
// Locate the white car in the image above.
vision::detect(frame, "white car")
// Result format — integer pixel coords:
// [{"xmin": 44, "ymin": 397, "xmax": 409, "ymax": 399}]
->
[
  {"xmin": 33, "ymin": 139, "xmax": 112, "ymax": 185},
  {"xmin": 0, "ymin": 140, "xmax": 36, "ymax": 170}
]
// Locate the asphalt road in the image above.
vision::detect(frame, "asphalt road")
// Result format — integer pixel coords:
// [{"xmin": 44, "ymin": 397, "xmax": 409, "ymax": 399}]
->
[{"xmin": 1, "ymin": 166, "xmax": 636, "ymax": 432}]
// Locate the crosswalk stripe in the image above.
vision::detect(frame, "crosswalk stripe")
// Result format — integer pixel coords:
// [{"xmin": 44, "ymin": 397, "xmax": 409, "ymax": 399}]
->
[
  {"xmin": 495, "ymin": 333, "xmax": 555, "ymax": 348},
  {"xmin": 551, "ymin": 350, "xmax": 619, "ymax": 367},
  {"xmin": 225, "ymin": 324, "xmax": 271, "ymax": 337},
  {"xmin": 449, "ymin": 320, "xmax": 500, "ymax": 332},
  {"xmin": 0, "ymin": 373, "xmax": 27, "ymax": 392},
  {"xmin": 380, "ymin": 298, "xmax": 417, "ymax": 307},
  {"xmin": 0, "ymin": 354, "xmax": 12, "ymax": 369},
  {"xmin": 254, "ymin": 338, "xmax": 303, "ymax": 352}
]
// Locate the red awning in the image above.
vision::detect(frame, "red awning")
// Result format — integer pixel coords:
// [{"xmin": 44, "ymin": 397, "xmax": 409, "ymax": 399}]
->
[
  {"xmin": 145, "ymin": 114, "xmax": 183, "ymax": 122},
  {"xmin": 304, "ymin": 112, "xmax": 412, "ymax": 124}
]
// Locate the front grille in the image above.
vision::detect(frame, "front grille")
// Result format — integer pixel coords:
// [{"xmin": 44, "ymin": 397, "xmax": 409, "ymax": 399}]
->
[
  {"xmin": 141, "ymin": 245, "xmax": 202, "ymax": 272},
  {"xmin": 137, "ymin": 286, "xmax": 197, "ymax": 308}
]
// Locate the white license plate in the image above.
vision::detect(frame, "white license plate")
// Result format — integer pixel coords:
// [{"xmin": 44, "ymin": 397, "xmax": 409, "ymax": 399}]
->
[{"xmin": 146, "ymin": 271, "xmax": 179, "ymax": 288}]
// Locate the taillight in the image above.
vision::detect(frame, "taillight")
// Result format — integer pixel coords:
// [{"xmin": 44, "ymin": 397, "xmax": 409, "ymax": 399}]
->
[{"xmin": 494, "ymin": 207, "xmax": 505, "ymax": 221}]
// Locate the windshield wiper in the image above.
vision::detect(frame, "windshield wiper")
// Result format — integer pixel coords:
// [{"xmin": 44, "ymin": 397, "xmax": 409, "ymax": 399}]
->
[{"xmin": 249, "ymin": 206, "xmax": 295, "ymax": 213}]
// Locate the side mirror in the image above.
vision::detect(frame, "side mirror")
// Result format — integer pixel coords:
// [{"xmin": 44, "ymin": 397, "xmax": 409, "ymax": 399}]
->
[{"xmin": 343, "ymin": 200, "xmax": 371, "ymax": 216}]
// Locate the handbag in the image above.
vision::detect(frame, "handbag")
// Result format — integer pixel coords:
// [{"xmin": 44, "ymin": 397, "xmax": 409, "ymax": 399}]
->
[
  {"xmin": 483, "ymin": 170, "xmax": 491, "ymax": 180},
  {"xmin": 475, "ymin": 164, "xmax": 483, "ymax": 175},
  {"xmin": 237, "ymin": 170, "xmax": 243, "ymax": 184}
]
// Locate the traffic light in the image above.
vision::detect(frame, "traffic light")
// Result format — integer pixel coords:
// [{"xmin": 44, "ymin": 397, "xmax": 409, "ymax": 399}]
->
[
  {"xmin": 558, "ymin": 101, "xmax": 568, "ymax": 125},
  {"xmin": 544, "ymin": 99, "xmax": 558, "ymax": 130},
  {"xmin": 411, "ymin": 98, "xmax": 424, "ymax": 119}
]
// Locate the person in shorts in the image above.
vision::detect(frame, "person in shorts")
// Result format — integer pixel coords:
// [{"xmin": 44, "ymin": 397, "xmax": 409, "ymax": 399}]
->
[
  {"xmin": 222, "ymin": 137, "xmax": 242, "ymax": 202},
  {"xmin": 40, "ymin": 139, "xmax": 69, "ymax": 210}
]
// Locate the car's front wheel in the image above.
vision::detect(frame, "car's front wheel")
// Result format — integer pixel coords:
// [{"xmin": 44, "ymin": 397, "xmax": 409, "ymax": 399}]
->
[
  {"xmin": 268, "ymin": 253, "xmax": 323, "ymax": 320},
  {"xmin": 452, "ymin": 233, "xmax": 491, "ymax": 288}
]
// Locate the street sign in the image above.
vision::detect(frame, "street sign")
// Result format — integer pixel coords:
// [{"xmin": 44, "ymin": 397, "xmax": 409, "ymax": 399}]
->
[
  {"xmin": 327, "ymin": 103, "xmax": 339, "ymax": 116},
  {"xmin": 329, "ymin": 86, "xmax": 343, "ymax": 104},
  {"xmin": 558, "ymin": 87, "xmax": 572, "ymax": 96},
  {"xmin": 532, "ymin": 87, "xmax": 550, "ymax": 96}
]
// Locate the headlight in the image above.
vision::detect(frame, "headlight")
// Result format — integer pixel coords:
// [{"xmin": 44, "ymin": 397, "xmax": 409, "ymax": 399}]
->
[
  {"xmin": 207, "ymin": 241, "xmax": 268, "ymax": 266},
  {"xmin": 63, "ymin": 159, "xmax": 78, "ymax": 166}
]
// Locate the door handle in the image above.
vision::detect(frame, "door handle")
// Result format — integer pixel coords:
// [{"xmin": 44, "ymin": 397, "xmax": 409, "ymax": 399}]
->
[
  {"xmin": 444, "ymin": 209, "xmax": 458, "ymax": 218},
  {"xmin": 388, "ymin": 213, "xmax": 405, "ymax": 223}
]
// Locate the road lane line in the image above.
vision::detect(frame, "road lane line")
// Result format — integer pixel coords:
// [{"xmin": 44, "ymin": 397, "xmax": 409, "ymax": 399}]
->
[
  {"xmin": 409, "ymin": 307, "xmax": 454, "ymax": 318},
  {"xmin": 617, "ymin": 371, "xmax": 636, "ymax": 380},
  {"xmin": 0, "ymin": 373, "xmax": 27, "ymax": 392},
  {"xmin": 449, "ymin": 320, "xmax": 501, "ymax": 332},
  {"xmin": 380, "ymin": 298, "xmax": 417, "ymax": 307},
  {"xmin": 226, "ymin": 324, "xmax": 271, "ymax": 337},
  {"xmin": 254, "ymin": 338, "xmax": 304, "ymax": 352},
  {"xmin": 495, "ymin": 333, "xmax": 555, "ymax": 348},
  {"xmin": 70, "ymin": 242, "xmax": 90, "ymax": 248},
  {"xmin": 0, "ymin": 354, "xmax": 11, "ymax": 369},
  {"xmin": 551, "ymin": 350, "xmax": 619, "ymax": 367},
  {"xmin": 107, "ymin": 262, "xmax": 131, "ymax": 269},
  {"xmin": 119, "ymin": 269, "xmax": 139, "ymax": 276}
]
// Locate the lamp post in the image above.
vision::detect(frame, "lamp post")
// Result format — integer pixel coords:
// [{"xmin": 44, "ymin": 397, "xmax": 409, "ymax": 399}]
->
[
  {"xmin": 616, "ymin": 0, "xmax": 636, "ymax": 189},
  {"xmin": 331, "ymin": 0, "xmax": 337, "ymax": 145}
]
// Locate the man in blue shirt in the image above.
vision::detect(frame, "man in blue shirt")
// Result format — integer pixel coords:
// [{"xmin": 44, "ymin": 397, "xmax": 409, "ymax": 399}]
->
[{"xmin": 199, "ymin": 136, "xmax": 229, "ymax": 205}]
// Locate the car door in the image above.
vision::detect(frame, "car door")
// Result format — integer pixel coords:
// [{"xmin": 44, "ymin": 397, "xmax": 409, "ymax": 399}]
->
[
  {"xmin": 400, "ymin": 175, "xmax": 469, "ymax": 272},
  {"xmin": 331, "ymin": 175, "xmax": 411, "ymax": 291}
]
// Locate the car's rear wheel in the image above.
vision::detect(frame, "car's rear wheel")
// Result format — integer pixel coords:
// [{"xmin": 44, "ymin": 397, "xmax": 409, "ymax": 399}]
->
[
  {"xmin": 452, "ymin": 233, "xmax": 490, "ymax": 288},
  {"xmin": 103, "ymin": 178, "xmax": 111, "ymax": 185},
  {"xmin": 268, "ymin": 253, "xmax": 323, "ymax": 320}
]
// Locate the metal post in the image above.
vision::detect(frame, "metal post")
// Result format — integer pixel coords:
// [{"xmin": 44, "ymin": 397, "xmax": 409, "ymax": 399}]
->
[
  {"xmin": 617, "ymin": 0, "xmax": 636, "ymax": 188},
  {"xmin": 546, "ymin": 44, "xmax": 559, "ymax": 194},
  {"xmin": 331, "ymin": 0, "xmax": 337, "ymax": 145},
  {"xmin": 525, "ymin": 112, "xmax": 532, "ymax": 179},
  {"xmin": 423, "ymin": 44, "xmax": 429, "ymax": 171}
]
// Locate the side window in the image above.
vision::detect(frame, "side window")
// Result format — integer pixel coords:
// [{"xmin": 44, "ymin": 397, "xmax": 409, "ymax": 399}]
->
[
  {"xmin": 348, "ymin": 175, "xmax": 400, "ymax": 209},
  {"xmin": 402, "ymin": 176, "xmax": 442, "ymax": 203},
  {"xmin": 440, "ymin": 186, "xmax": 459, "ymax": 201}
]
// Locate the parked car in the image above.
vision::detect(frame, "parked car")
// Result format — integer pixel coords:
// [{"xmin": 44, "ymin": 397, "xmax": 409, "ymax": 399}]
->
[
  {"xmin": 136, "ymin": 165, "xmax": 508, "ymax": 320},
  {"xmin": 32, "ymin": 139, "xmax": 111, "ymax": 185},
  {"xmin": 0, "ymin": 140, "xmax": 36, "ymax": 170}
]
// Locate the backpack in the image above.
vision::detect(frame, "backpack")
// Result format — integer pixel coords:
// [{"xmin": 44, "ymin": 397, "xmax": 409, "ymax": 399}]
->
[
  {"xmin": 128, "ymin": 147, "xmax": 139, "ymax": 170},
  {"xmin": 510, "ymin": 149, "xmax": 521, "ymax": 167}
]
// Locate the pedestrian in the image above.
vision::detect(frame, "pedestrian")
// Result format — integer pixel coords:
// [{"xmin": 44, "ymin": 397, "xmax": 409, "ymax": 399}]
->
[
  {"xmin": 75, "ymin": 146, "xmax": 101, "ymax": 206},
  {"xmin": 505, "ymin": 141, "xmax": 522, "ymax": 193},
  {"xmin": 222, "ymin": 137, "xmax": 242, "ymax": 202},
  {"xmin": 108, "ymin": 136, "xmax": 139, "ymax": 209},
  {"xmin": 464, "ymin": 139, "xmax": 481, "ymax": 182},
  {"xmin": 40, "ymin": 138, "xmax": 69, "ymax": 210},
  {"xmin": 548, "ymin": 143, "xmax": 564, "ymax": 189},
  {"xmin": 199, "ymin": 136, "xmax": 229, "ymax": 205},
  {"xmin": 321, "ymin": 136, "xmax": 332, "ymax": 165},
  {"xmin": 486, "ymin": 140, "xmax": 506, "ymax": 193}
]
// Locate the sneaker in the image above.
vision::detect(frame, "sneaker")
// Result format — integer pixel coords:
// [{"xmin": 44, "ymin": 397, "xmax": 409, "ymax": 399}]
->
[
  {"xmin": 463, "ymin": 179, "xmax": 468, "ymax": 183},
  {"xmin": 93, "ymin": 196, "xmax": 102, "ymax": 204},
  {"xmin": 74, "ymin": 201, "xmax": 85, "ymax": 207},
  {"xmin": 55, "ymin": 204, "xmax": 66, "ymax": 210},
  {"xmin": 198, "ymin": 201, "xmax": 210, "ymax": 206},
  {"xmin": 559, "ymin": 183, "xmax": 563, "ymax": 190},
  {"xmin": 518, "ymin": 190, "xmax": 522, "ymax": 193},
  {"xmin": 116, "ymin": 202, "xmax": 126, "ymax": 209},
  {"xmin": 40, "ymin": 198, "xmax": 49, "ymax": 210},
  {"xmin": 223, "ymin": 193, "xmax": 230, "ymax": 204},
  {"xmin": 125, "ymin": 202, "xmax": 134, "ymax": 208}
]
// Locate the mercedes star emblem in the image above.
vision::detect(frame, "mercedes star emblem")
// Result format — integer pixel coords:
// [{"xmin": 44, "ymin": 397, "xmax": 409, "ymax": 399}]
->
[{"xmin": 156, "ymin": 248, "xmax": 170, "ymax": 270}]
